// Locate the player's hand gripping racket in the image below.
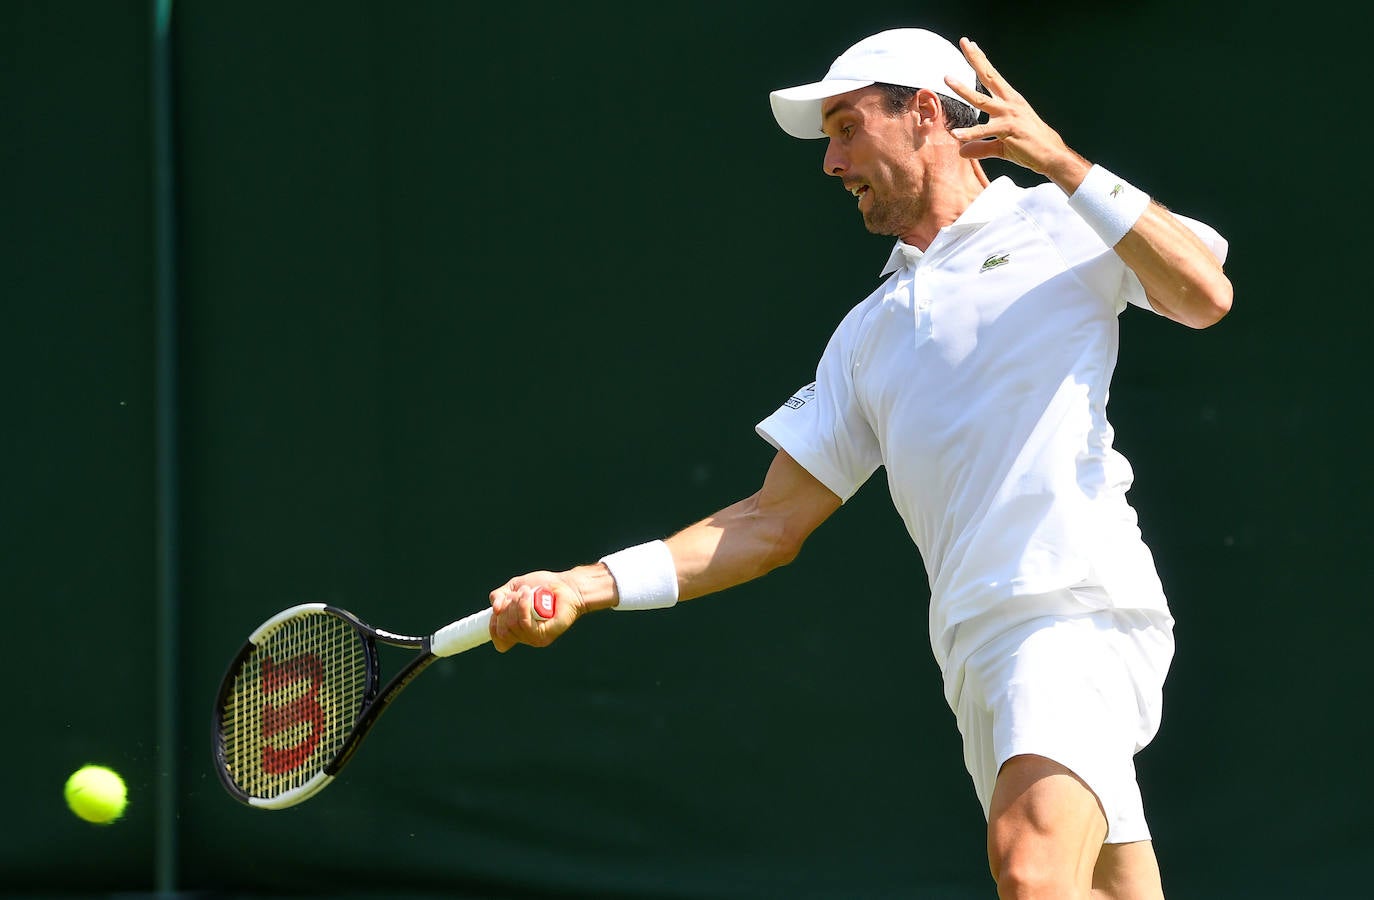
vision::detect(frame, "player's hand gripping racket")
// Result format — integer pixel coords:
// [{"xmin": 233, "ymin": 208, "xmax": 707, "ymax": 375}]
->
[{"xmin": 213, "ymin": 588, "xmax": 556, "ymax": 809}]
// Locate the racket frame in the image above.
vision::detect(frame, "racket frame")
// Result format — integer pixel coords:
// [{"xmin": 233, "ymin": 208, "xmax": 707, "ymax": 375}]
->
[
  {"xmin": 214, "ymin": 594, "xmax": 539, "ymax": 810},
  {"xmin": 213, "ymin": 603, "xmax": 439, "ymax": 810}
]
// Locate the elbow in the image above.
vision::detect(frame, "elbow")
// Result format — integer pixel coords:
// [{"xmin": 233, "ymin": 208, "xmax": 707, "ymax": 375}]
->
[
  {"xmin": 743, "ymin": 498, "xmax": 808, "ymax": 577},
  {"xmin": 758, "ymin": 518, "xmax": 807, "ymax": 575},
  {"xmin": 770, "ymin": 529, "xmax": 808, "ymax": 571},
  {"xmin": 1188, "ymin": 277, "xmax": 1233, "ymax": 329},
  {"xmin": 1164, "ymin": 271, "xmax": 1233, "ymax": 329}
]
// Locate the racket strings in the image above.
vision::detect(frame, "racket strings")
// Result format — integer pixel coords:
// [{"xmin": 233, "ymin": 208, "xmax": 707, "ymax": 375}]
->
[{"xmin": 219, "ymin": 611, "xmax": 370, "ymax": 800}]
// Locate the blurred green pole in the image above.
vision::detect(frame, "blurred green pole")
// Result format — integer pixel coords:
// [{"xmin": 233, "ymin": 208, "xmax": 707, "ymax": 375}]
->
[{"xmin": 151, "ymin": 0, "xmax": 179, "ymax": 894}]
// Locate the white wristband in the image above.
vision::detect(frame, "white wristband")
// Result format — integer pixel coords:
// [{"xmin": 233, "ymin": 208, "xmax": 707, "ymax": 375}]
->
[
  {"xmin": 1067, "ymin": 164, "xmax": 1150, "ymax": 248},
  {"xmin": 600, "ymin": 540, "xmax": 678, "ymax": 611}
]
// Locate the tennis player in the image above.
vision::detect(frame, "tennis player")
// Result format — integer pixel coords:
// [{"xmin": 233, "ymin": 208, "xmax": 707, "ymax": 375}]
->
[{"xmin": 488, "ymin": 28, "xmax": 1231, "ymax": 899}]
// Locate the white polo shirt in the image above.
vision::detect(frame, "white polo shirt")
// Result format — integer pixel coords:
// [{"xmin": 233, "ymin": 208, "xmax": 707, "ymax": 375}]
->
[{"xmin": 757, "ymin": 176, "xmax": 1227, "ymax": 684}]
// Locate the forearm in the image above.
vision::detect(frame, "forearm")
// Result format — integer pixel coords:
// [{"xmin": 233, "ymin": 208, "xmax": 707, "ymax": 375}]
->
[
  {"xmin": 948, "ymin": 39, "xmax": 1232, "ymax": 328},
  {"xmin": 565, "ymin": 495, "xmax": 798, "ymax": 612},
  {"xmin": 489, "ymin": 451, "xmax": 838, "ymax": 651},
  {"xmin": 1113, "ymin": 204, "xmax": 1233, "ymax": 328},
  {"xmin": 566, "ymin": 451, "xmax": 839, "ymax": 612},
  {"xmin": 1047, "ymin": 153, "xmax": 1232, "ymax": 328},
  {"xmin": 669, "ymin": 495, "xmax": 800, "ymax": 602}
]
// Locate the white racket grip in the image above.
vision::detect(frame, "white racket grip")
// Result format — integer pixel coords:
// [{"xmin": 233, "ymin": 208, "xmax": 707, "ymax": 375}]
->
[{"xmin": 431, "ymin": 608, "xmax": 494, "ymax": 657}]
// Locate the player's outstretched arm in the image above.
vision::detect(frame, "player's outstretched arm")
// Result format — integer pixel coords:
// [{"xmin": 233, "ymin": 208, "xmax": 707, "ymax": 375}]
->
[
  {"xmin": 488, "ymin": 449, "xmax": 841, "ymax": 652},
  {"xmin": 944, "ymin": 37, "xmax": 1232, "ymax": 329}
]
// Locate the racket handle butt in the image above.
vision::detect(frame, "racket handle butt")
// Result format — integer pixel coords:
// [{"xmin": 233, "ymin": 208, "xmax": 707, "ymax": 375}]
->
[{"xmin": 533, "ymin": 586, "xmax": 556, "ymax": 620}]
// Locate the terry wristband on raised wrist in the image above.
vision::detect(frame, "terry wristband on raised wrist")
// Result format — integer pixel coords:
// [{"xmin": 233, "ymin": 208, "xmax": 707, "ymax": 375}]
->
[
  {"xmin": 1067, "ymin": 164, "xmax": 1151, "ymax": 248},
  {"xmin": 600, "ymin": 540, "xmax": 679, "ymax": 611}
]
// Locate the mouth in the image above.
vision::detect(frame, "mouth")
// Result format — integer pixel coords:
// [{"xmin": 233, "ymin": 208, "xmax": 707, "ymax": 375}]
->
[{"xmin": 846, "ymin": 183, "xmax": 870, "ymax": 206}]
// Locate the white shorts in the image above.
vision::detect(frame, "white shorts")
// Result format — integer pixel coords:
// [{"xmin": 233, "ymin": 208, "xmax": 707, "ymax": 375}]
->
[{"xmin": 953, "ymin": 602, "xmax": 1174, "ymax": 844}]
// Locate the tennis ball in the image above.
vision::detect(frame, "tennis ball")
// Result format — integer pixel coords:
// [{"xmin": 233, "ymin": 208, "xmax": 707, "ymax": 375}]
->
[{"xmin": 64, "ymin": 764, "xmax": 128, "ymax": 825}]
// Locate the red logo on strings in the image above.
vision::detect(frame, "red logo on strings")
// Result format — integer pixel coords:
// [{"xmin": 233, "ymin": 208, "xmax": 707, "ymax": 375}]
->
[{"xmin": 260, "ymin": 654, "xmax": 324, "ymax": 773}]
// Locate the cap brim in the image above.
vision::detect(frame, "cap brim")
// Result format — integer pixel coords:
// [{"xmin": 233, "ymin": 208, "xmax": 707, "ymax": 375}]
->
[{"xmin": 769, "ymin": 78, "xmax": 874, "ymax": 139}]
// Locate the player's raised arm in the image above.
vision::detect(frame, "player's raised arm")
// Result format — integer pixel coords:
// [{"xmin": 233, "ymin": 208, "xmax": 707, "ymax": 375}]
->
[
  {"xmin": 488, "ymin": 450, "xmax": 842, "ymax": 652},
  {"xmin": 944, "ymin": 37, "xmax": 1232, "ymax": 329}
]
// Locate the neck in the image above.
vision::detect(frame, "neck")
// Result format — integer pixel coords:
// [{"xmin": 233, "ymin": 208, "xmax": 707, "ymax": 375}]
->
[{"xmin": 899, "ymin": 159, "xmax": 990, "ymax": 251}]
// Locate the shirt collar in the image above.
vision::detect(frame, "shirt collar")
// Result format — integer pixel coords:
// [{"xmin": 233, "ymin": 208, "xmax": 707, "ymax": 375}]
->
[{"xmin": 879, "ymin": 176, "xmax": 1021, "ymax": 276}]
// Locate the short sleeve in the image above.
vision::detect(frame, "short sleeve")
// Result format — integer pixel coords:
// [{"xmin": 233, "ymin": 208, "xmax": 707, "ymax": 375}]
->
[{"xmin": 755, "ymin": 311, "xmax": 882, "ymax": 502}]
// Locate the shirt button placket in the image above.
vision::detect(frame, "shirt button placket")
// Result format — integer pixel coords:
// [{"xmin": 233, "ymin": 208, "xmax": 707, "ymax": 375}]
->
[{"xmin": 913, "ymin": 270, "xmax": 934, "ymax": 344}]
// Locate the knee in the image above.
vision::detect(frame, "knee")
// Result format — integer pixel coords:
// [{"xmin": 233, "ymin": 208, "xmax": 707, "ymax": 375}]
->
[
  {"xmin": 991, "ymin": 853, "xmax": 1072, "ymax": 900},
  {"xmin": 988, "ymin": 835, "xmax": 1046, "ymax": 899},
  {"xmin": 988, "ymin": 821, "xmax": 1089, "ymax": 900}
]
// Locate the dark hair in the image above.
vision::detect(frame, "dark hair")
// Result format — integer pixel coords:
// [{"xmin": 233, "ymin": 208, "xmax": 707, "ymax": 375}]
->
[{"xmin": 874, "ymin": 82, "xmax": 981, "ymax": 130}]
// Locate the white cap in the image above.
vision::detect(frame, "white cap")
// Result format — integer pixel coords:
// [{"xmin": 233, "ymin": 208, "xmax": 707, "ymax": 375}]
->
[{"xmin": 770, "ymin": 28, "xmax": 975, "ymax": 139}]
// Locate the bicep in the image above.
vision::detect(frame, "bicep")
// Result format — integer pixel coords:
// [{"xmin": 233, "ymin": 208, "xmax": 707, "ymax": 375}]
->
[
  {"xmin": 755, "ymin": 449, "xmax": 844, "ymax": 544},
  {"xmin": 666, "ymin": 450, "xmax": 841, "ymax": 601}
]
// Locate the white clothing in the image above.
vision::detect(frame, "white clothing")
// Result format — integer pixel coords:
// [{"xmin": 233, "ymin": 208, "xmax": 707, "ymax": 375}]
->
[
  {"xmin": 956, "ymin": 593, "xmax": 1174, "ymax": 843},
  {"xmin": 756, "ymin": 176, "xmax": 1226, "ymax": 690}
]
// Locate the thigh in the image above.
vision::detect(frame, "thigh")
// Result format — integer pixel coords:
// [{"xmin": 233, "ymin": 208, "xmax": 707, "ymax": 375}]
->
[
  {"xmin": 968, "ymin": 611, "xmax": 1166, "ymax": 843},
  {"xmin": 1092, "ymin": 841, "xmax": 1164, "ymax": 900},
  {"xmin": 987, "ymin": 754, "xmax": 1107, "ymax": 894}
]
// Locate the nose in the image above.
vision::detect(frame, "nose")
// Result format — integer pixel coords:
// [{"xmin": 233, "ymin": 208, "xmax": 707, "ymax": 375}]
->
[{"xmin": 822, "ymin": 139, "xmax": 846, "ymax": 177}]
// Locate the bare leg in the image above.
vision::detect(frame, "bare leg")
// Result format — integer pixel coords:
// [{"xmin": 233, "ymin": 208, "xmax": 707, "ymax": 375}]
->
[
  {"xmin": 1092, "ymin": 841, "xmax": 1164, "ymax": 900},
  {"xmin": 987, "ymin": 754, "xmax": 1107, "ymax": 899}
]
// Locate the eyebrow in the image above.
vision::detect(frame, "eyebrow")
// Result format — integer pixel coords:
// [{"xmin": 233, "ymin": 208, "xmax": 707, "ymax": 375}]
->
[
  {"xmin": 820, "ymin": 99, "xmax": 859, "ymax": 126},
  {"xmin": 820, "ymin": 99, "xmax": 860, "ymax": 136}
]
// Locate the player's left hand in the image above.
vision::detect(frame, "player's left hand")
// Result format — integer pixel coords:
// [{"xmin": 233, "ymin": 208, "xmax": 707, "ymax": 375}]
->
[{"xmin": 943, "ymin": 37, "xmax": 1080, "ymax": 181}]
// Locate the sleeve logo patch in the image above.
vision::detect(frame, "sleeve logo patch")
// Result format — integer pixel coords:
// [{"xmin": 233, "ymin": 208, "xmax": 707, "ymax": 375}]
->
[{"xmin": 784, "ymin": 382, "xmax": 817, "ymax": 410}]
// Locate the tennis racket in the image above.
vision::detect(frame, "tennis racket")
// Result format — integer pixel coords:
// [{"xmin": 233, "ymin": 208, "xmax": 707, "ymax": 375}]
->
[{"xmin": 213, "ymin": 587, "xmax": 556, "ymax": 809}]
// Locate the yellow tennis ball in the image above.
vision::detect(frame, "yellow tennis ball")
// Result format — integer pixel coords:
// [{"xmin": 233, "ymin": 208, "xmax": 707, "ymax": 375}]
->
[{"xmin": 64, "ymin": 764, "xmax": 128, "ymax": 825}]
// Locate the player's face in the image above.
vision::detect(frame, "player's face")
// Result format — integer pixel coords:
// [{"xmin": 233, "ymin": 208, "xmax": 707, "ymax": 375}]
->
[{"xmin": 820, "ymin": 88, "xmax": 927, "ymax": 237}]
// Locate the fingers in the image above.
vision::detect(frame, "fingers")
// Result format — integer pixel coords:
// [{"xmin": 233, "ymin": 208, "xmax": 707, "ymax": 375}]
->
[
  {"xmin": 942, "ymin": 39, "xmax": 1003, "ymax": 154},
  {"xmin": 954, "ymin": 37, "xmax": 1018, "ymax": 100},
  {"xmin": 955, "ymin": 136, "xmax": 1005, "ymax": 162},
  {"xmin": 489, "ymin": 582, "xmax": 535, "ymax": 653},
  {"xmin": 942, "ymin": 37, "xmax": 1070, "ymax": 177},
  {"xmin": 488, "ymin": 575, "xmax": 571, "ymax": 653},
  {"xmin": 942, "ymin": 73, "xmax": 987, "ymax": 112},
  {"xmin": 942, "ymin": 37, "xmax": 1020, "ymax": 125}
]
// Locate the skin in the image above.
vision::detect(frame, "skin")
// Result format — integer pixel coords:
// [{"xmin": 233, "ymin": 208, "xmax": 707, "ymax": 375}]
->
[{"xmin": 489, "ymin": 36, "xmax": 1229, "ymax": 900}]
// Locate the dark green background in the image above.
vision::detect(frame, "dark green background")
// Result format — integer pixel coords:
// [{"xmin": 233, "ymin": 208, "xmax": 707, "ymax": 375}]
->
[{"xmin": 5, "ymin": 1, "xmax": 1367, "ymax": 897}]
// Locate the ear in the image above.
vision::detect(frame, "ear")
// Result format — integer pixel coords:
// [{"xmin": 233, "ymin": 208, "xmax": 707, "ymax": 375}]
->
[{"xmin": 913, "ymin": 89, "xmax": 943, "ymax": 129}]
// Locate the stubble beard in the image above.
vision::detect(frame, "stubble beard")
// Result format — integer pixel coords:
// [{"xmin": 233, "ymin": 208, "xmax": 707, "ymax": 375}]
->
[{"xmin": 861, "ymin": 189, "xmax": 923, "ymax": 238}]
